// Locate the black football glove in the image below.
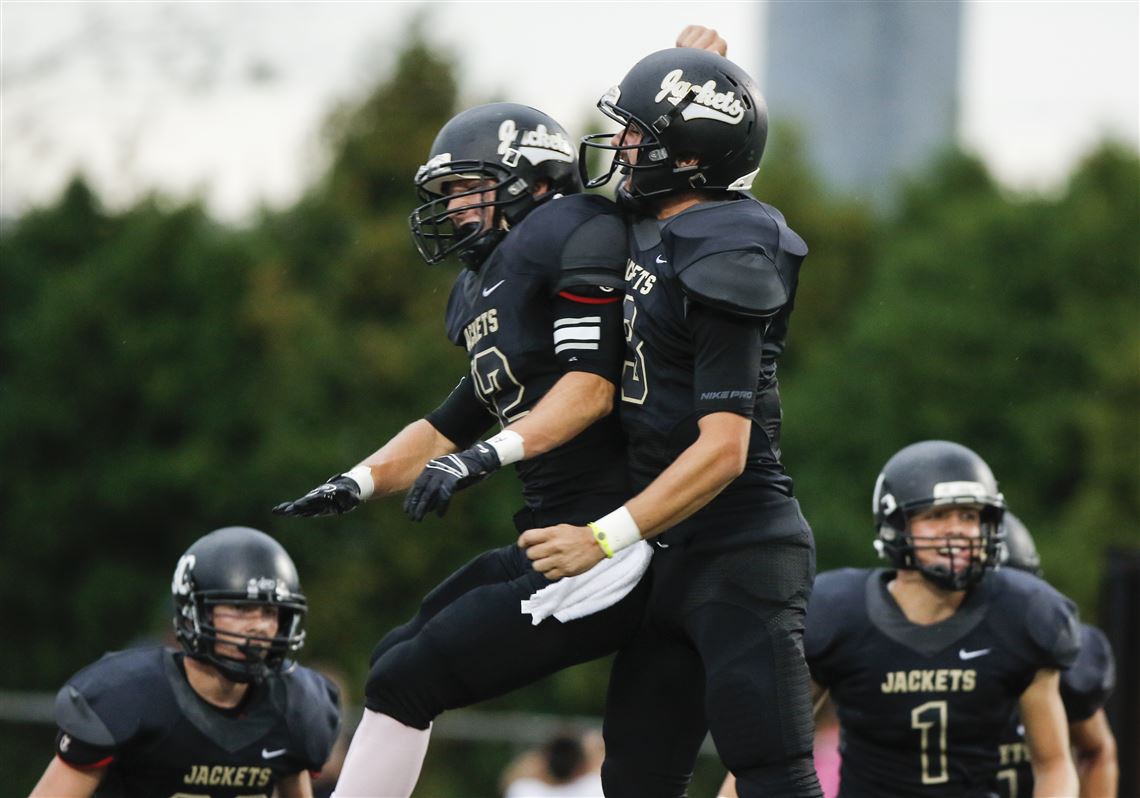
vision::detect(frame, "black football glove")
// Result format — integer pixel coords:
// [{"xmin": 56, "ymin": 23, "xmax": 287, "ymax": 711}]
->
[
  {"xmin": 403, "ymin": 442, "xmax": 501, "ymax": 521},
  {"xmin": 273, "ymin": 475, "xmax": 362, "ymax": 518}
]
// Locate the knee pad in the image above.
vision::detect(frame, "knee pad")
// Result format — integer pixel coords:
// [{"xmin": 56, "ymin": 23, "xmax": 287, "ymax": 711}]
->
[
  {"xmin": 601, "ymin": 757, "xmax": 692, "ymax": 798},
  {"xmin": 702, "ymin": 607, "xmax": 815, "ymax": 773},
  {"xmin": 733, "ymin": 753, "xmax": 822, "ymax": 798},
  {"xmin": 363, "ymin": 638, "xmax": 446, "ymax": 730}
]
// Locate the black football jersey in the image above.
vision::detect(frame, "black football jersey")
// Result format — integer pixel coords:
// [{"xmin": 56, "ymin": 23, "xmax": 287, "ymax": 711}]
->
[
  {"xmin": 440, "ymin": 193, "xmax": 629, "ymax": 510},
  {"xmin": 52, "ymin": 646, "xmax": 340, "ymax": 798},
  {"xmin": 993, "ymin": 622, "xmax": 1115, "ymax": 798},
  {"xmin": 619, "ymin": 196, "xmax": 806, "ymax": 538},
  {"xmin": 805, "ymin": 568, "xmax": 1080, "ymax": 798}
]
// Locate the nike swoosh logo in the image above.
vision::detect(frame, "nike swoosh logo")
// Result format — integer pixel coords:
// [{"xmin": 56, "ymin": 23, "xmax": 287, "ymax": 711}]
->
[
  {"xmin": 262, "ymin": 748, "xmax": 288, "ymax": 759},
  {"xmin": 482, "ymin": 279, "xmax": 506, "ymax": 297},
  {"xmin": 958, "ymin": 647, "xmax": 991, "ymax": 660},
  {"xmin": 655, "ymin": 255, "xmax": 668, "ymax": 264}
]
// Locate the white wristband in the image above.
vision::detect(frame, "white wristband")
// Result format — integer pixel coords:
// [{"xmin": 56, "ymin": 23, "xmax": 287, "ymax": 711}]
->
[
  {"xmin": 591, "ymin": 506, "xmax": 642, "ymax": 557},
  {"xmin": 344, "ymin": 465, "xmax": 375, "ymax": 501},
  {"xmin": 485, "ymin": 429, "xmax": 525, "ymax": 466}
]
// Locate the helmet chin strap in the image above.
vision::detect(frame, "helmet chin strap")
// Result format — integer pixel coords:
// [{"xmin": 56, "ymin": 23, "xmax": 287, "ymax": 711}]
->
[{"xmin": 456, "ymin": 223, "xmax": 504, "ymax": 270}]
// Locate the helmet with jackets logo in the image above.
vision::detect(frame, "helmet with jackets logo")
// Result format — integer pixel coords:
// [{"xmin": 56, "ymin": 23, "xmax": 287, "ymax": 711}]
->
[{"xmin": 409, "ymin": 103, "xmax": 580, "ymax": 269}]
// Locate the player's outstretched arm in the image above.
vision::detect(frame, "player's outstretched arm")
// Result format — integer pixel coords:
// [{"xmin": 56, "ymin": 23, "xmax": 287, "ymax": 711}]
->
[
  {"xmin": 274, "ymin": 418, "xmax": 459, "ymax": 517},
  {"xmin": 29, "ymin": 757, "xmax": 105, "ymax": 798},
  {"xmin": 405, "ymin": 371, "xmax": 615, "ymax": 521},
  {"xmin": 1020, "ymin": 668, "xmax": 1079, "ymax": 798},
  {"xmin": 676, "ymin": 25, "xmax": 728, "ymax": 56},
  {"xmin": 1070, "ymin": 708, "xmax": 1118, "ymax": 798}
]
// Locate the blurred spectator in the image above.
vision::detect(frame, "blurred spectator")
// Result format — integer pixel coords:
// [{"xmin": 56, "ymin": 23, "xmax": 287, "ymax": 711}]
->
[
  {"xmin": 813, "ymin": 696, "xmax": 841, "ymax": 798},
  {"xmin": 501, "ymin": 730, "xmax": 604, "ymax": 797}
]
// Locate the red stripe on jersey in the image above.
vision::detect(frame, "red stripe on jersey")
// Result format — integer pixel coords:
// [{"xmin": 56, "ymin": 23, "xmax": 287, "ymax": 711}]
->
[
  {"xmin": 62, "ymin": 754, "xmax": 114, "ymax": 770},
  {"xmin": 558, "ymin": 291, "xmax": 621, "ymax": 304}
]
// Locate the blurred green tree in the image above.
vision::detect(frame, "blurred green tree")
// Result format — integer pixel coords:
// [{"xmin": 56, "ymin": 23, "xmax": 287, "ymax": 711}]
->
[
  {"xmin": 2, "ymin": 26, "xmax": 1136, "ymax": 798},
  {"xmin": 784, "ymin": 143, "xmax": 1140, "ymax": 615}
]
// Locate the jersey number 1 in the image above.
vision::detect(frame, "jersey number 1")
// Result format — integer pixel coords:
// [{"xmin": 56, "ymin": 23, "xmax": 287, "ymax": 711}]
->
[{"xmin": 911, "ymin": 700, "xmax": 949, "ymax": 785}]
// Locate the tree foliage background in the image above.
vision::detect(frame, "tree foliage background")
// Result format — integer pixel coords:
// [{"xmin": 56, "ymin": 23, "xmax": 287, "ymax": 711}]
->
[{"xmin": 2, "ymin": 31, "xmax": 1137, "ymax": 797}]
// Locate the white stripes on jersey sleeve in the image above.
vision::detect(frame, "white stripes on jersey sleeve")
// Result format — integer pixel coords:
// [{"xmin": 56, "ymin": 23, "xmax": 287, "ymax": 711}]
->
[{"xmin": 553, "ymin": 315, "xmax": 601, "ymax": 354}]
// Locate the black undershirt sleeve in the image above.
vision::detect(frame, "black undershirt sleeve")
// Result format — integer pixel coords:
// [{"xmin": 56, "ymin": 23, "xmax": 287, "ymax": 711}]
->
[
  {"xmin": 688, "ymin": 302, "xmax": 766, "ymax": 417},
  {"xmin": 423, "ymin": 375, "xmax": 495, "ymax": 449}
]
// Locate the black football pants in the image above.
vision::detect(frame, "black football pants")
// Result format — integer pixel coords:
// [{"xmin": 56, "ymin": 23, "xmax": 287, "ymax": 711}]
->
[
  {"xmin": 601, "ymin": 518, "xmax": 822, "ymax": 798},
  {"xmin": 363, "ymin": 505, "xmax": 649, "ymax": 729}
]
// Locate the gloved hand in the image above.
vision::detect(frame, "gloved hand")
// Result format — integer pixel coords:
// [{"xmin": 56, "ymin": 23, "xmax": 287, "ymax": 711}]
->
[
  {"xmin": 404, "ymin": 442, "xmax": 501, "ymax": 521},
  {"xmin": 273, "ymin": 475, "xmax": 362, "ymax": 518}
]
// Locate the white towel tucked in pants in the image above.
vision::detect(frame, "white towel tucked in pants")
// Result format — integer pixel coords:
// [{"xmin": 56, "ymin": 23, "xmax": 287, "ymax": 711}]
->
[{"xmin": 520, "ymin": 540, "xmax": 653, "ymax": 625}]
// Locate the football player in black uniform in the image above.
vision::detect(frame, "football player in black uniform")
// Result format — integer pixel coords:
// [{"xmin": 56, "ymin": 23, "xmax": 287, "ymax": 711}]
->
[
  {"xmin": 519, "ymin": 49, "xmax": 822, "ymax": 797},
  {"xmin": 721, "ymin": 441, "xmax": 1081, "ymax": 798},
  {"xmin": 273, "ymin": 102, "xmax": 654, "ymax": 796},
  {"xmin": 996, "ymin": 512, "xmax": 1118, "ymax": 798},
  {"xmin": 30, "ymin": 526, "xmax": 340, "ymax": 798}
]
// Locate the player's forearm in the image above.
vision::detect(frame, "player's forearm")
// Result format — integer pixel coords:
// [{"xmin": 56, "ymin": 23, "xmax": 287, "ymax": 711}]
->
[
  {"xmin": 1071, "ymin": 711, "xmax": 1118, "ymax": 798},
  {"xmin": 1078, "ymin": 756, "xmax": 1117, "ymax": 798},
  {"xmin": 503, "ymin": 371, "xmax": 614, "ymax": 458},
  {"xmin": 626, "ymin": 414, "xmax": 748, "ymax": 538},
  {"xmin": 356, "ymin": 418, "xmax": 459, "ymax": 497},
  {"xmin": 1032, "ymin": 755, "xmax": 1078, "ymax": 797},
  {"xmin": 1076, "ymin": 743, "xmax": 1118, "ymax": 798}
]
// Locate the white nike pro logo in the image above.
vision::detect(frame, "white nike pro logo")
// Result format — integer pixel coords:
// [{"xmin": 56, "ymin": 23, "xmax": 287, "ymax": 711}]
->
[
  {"xmin": 262, "ymin": 748, "xmax": 288, "ymax": 759},
  {"xmin": 958, "ymin": 647, "xmax": 991, "ymax": 660},
  {"xmin": 482, "ymin": 279, "xmax": 506, "ymax": 297},
  {"xmin": 655, "ymin": 255, "xmax": 668, "ymax": 264}
]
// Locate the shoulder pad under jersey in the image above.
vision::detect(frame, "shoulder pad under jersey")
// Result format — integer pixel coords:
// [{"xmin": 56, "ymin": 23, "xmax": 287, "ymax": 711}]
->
[
  {"xmin": 1061, "ymin": 624, "xmax": 1116, "ymax": 721},
  {"xmin": 804, "ymin": 568, "xmax": 870, "ymax": 664},
  {"xmin": 663, "ymin": 198, "xmax": 808, "ymax": 318},
  {"xmin": 283, "ymin": 665, "xmax": 342, "ymax": 769},
  {"xmin": 989, "ymin": 569, "xmax": 1081, "ymax": 670},
  {"xmin": 54, "ymin": 647, "xmax": 171, "ymax": 747},
  {"xmin": 509, "ymin": 194, "xmax": 626, "ymax": 291}
]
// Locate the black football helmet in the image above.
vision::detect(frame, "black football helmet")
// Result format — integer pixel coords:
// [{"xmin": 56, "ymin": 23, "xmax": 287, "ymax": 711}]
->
[
  {"xmin": 872, "ymin": 441, "xmax": 1006, "ymax": 591},
  {"xmin": 1000, "ymin": 511, "xmax": 1043, "ymax": 576},
  {"xmin": 409, "ymin": 102, "xmax": 580, "ymax": 268},
  {"xmin": 172, "ymin": 526, "xmax": 307, "ymax": 683},
  {"xmin": 580, "ymin": 48, "xmax": 767, "ymax": 210}
]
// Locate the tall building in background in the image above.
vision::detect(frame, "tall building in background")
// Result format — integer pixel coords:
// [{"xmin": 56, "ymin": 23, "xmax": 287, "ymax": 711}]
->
[{"xmin": 765, "ymin": 1, "xmax": 961, "ymax": 204}]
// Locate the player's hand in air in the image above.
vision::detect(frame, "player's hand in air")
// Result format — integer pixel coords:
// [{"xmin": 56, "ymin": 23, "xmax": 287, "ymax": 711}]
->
[
  {"xmin": 676, "ymin": 25, "xmax": 727, "ymax": 56},
  {"xmin": 404, "ymin": 442, "xmax": 501, "ymax": 521},
  {"xmin": 273, "ymin": 475, "xmax": 362, "ymax": 517}
]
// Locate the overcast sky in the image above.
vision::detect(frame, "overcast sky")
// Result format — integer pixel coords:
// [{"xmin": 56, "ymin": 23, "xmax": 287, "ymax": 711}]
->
[{"xmin": 2, "ymin": 1, "xmax": 1137, "ymax": 221}]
